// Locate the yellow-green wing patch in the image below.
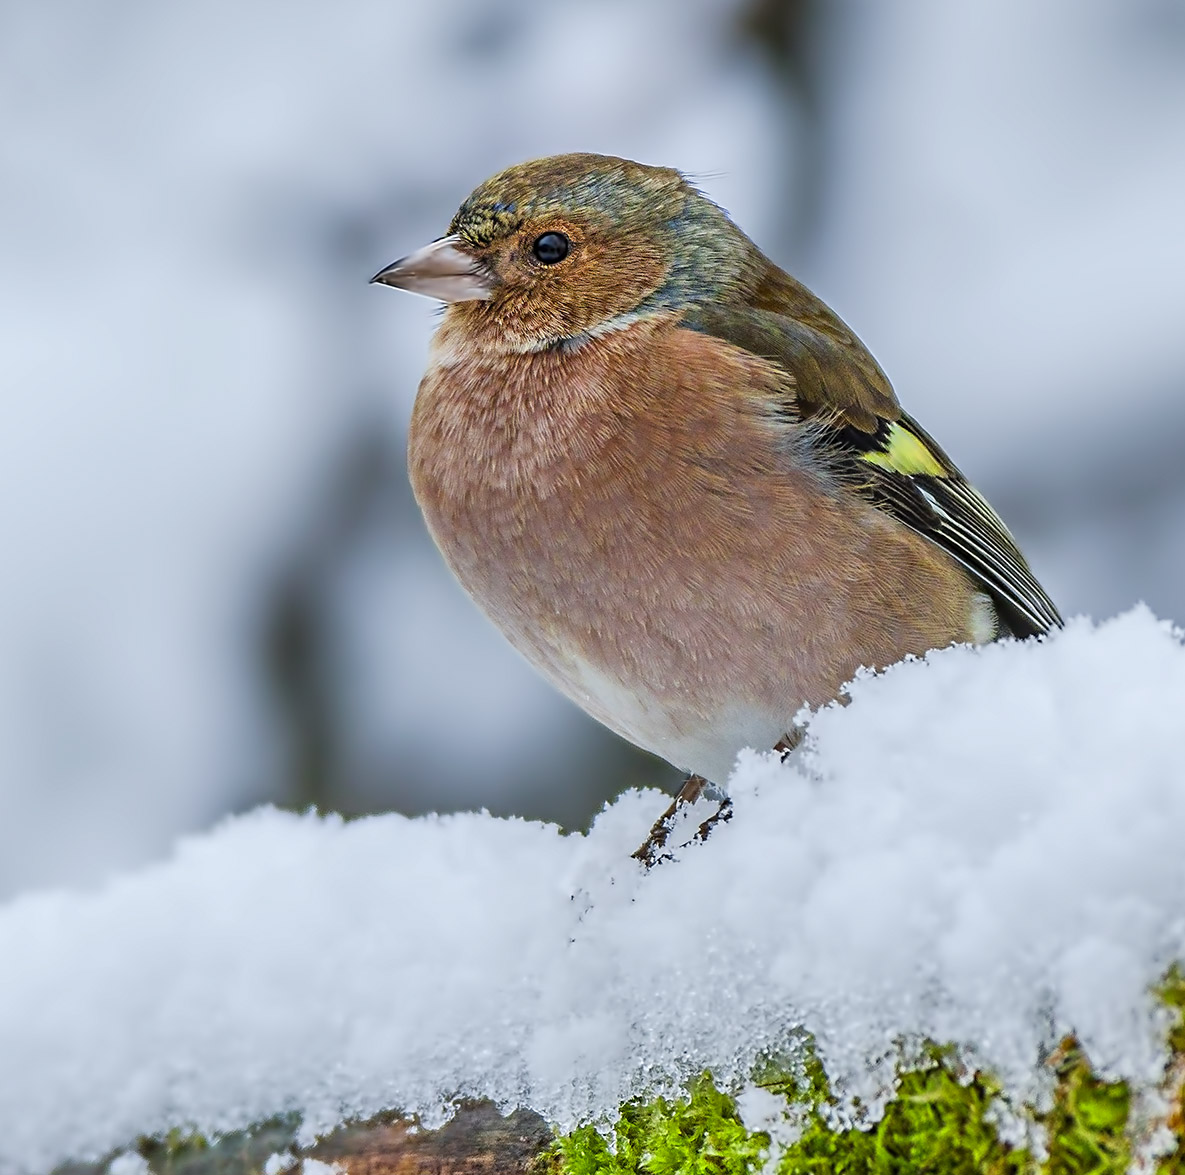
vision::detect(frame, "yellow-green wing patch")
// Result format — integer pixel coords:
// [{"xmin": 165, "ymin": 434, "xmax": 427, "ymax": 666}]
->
[{"xmin": 835, "ymin": 414, "xmax": 1063, "ymax": 638}]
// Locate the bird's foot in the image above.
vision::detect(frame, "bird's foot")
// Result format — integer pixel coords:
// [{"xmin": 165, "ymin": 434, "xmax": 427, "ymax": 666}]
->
[
  {"xmin": 631, "ymin": 773, "xmax": 732, "ymax": 869},
  {"xmin": 631, "ymin": 728, "xmax": 802, "ymax": 869}
]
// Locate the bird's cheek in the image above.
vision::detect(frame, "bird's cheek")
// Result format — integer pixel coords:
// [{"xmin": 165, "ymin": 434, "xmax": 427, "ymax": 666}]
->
[{"xmin": 554, "ymin": 253, "xmax": 668, "ymax": 334}]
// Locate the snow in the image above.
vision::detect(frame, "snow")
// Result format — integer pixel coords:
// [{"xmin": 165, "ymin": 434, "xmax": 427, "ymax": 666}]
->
[
  {"xmin": 1, "ymin": 609, "xmax": 1184, "ymax": 1173},
  {"xmin": 106, "ymin": 1156, "xmax": 149, "ymax": 1175}
]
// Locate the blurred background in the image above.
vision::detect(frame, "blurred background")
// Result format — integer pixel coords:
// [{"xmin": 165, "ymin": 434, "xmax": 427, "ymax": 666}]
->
[{"xmin": 1, "ymin": 0, "xmax": 1183, "ymax": 899}]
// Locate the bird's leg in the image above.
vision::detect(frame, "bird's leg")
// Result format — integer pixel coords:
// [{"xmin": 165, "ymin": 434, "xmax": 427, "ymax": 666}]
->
[
  {"xmin": 631, "ymin": 773, "xmax": 709, "ymax": 869},
  {"xmin": 674, "ymin": 772, "xmax": 708, "ymax": 805},
  {"xmin": 689, "ymin": 792, "xmax": 733, "ymax": 847},
  {"xmin": 632, "ymin": 773, "xmax": 737, "ymax": 868},
  {"xmin": 774, "ymin": 723, "xmax": 806, "ymax": 761},
  {"xmin": 632, "ymin": 727, "xmax": 805, "ymax": 869}
]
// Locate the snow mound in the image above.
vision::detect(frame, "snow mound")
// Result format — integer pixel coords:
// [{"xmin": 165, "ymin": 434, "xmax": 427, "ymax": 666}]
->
[{"xmin": 1, "ymin": 608, "xmax": 1184, "ymax": 1174}]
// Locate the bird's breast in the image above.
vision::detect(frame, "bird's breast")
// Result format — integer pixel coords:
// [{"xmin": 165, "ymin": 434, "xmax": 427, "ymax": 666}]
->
[{"xmin": 405, "ymin": 316, "xmax": 982, "ymax": 776}]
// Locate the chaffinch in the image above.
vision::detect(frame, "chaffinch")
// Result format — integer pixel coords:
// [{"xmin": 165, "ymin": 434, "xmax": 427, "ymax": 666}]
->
[{"xmin": 372, "ymin": 153, "xmax": 1062, "ymax": 788}]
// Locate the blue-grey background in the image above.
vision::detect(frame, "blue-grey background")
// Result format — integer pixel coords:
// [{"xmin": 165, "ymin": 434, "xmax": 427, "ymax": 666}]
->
[{"xmin": 1, "ymin": 0, "xmax": 1183, "ymax": 898}]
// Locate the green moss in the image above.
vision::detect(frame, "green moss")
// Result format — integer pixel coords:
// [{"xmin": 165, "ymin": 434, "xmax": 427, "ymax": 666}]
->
[
  {"xmin": 550, "ymin": 1011, "xmax": 1185, "ymax": 1175},
  {"xmin": 1161, "ymin": 967, "xmax": 1185, "ymax": 1055},
  {"xmin": 782, "ymin": 1055, "xmax": 1029, "ymax": 1175},
  {"xmin": 557, "ymin": 1073, "xmax": 770, "ymax": 1175},
  {"xmin": 554, "ymin": 1052, "xmax": 1032, "ymax": 1175},
  {"xmin": 1155, "ymin": 966, "xmax": 1185, "ymax": 1175},
  {"xmin": 1039, "ymin": 1040, "xmax": 1130, "ymax": 1175},
  {"xmin": 123, "ymin": 1116, "xmax": 301, "ymax": 1175},
  {"xmin": 138, "ymin": 1129, "xmax": 209, "ymax": 1163}
]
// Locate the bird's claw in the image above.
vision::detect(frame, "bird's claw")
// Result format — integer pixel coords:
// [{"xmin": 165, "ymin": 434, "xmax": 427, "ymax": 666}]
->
[{"xmin": 631, "ymin": 773, "xmax": 731, "ymax": 869}]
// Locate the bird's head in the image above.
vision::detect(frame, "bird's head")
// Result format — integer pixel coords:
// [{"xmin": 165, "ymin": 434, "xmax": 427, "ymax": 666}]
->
[{"xmin": 372, "ymin": 153, "xmax": 759, "ymax": 352}]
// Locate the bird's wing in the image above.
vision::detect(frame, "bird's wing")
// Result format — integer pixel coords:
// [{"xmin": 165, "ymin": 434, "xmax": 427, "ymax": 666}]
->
[
  {"xmin": 681, "ymin": 300, "xmax": 1063, "ymax": 638},
  {"xmin": 681, "ymin": 298, "xmax": 899, "ymax": 432},
  {"xmin": 826, "ymin": 411, "xmax": 1064, "ymax": 637}
]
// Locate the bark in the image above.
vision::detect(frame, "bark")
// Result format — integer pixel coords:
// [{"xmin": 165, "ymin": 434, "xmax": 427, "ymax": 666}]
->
[{"xmin": 56, "ymin": 1103, "xmax": 553, "ymax": 1175}]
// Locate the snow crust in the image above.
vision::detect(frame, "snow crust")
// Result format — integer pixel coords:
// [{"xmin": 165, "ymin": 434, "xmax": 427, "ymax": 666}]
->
[{"xmin": 2, "ymin": 609, "xmax": 1184, "ymax": 1173}]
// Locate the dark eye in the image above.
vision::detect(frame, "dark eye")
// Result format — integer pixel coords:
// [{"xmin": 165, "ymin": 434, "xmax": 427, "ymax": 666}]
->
[{"xmin": 532, "ymin": 232, "xmax": 570, "ymax": 264}]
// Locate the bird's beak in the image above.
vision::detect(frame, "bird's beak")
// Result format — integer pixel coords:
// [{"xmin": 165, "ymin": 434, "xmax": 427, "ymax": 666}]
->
[{"xmin": 369, "ymin": 235, "xmax": 494, "ymax": 302}]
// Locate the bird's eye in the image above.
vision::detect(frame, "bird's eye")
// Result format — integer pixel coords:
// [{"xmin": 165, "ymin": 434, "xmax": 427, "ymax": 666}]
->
[{"xmin": 532, "ymin": 232, "xmax": 570, "ymax": 265}]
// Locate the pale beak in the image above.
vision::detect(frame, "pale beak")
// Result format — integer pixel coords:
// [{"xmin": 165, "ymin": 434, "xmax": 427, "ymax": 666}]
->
[{"xmin": 369, "ymin": 235, "xmax": 494, "ymax": 302}]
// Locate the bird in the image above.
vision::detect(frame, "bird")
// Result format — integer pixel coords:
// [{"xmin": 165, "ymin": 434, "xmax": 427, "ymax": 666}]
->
[{"xmin": 372, "ymin": 152, "xmax": 1062, "ymax": 793}]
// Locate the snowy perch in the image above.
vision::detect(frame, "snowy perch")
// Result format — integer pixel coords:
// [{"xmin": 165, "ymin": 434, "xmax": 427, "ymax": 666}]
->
[{"xmin": 2, "ymin": 609, "xmax": 1185, "ymax": 1174}]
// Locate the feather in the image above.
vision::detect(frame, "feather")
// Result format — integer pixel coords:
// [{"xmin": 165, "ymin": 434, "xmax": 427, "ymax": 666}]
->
[{"xmin": 683, "ymin": 299, "xmax": 1062, "ymax": 638}]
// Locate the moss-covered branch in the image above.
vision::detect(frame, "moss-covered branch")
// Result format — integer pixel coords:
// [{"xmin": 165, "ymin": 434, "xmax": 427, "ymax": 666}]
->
[{"xmin": 54, "ymin": 971, "xmax": 1185, "ymax": 1175}]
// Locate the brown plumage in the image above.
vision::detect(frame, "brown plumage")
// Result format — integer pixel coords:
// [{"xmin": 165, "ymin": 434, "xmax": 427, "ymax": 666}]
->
[{"xmin": 373, "ymin": 153, "xmax": 1061, "ymax": 784}]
